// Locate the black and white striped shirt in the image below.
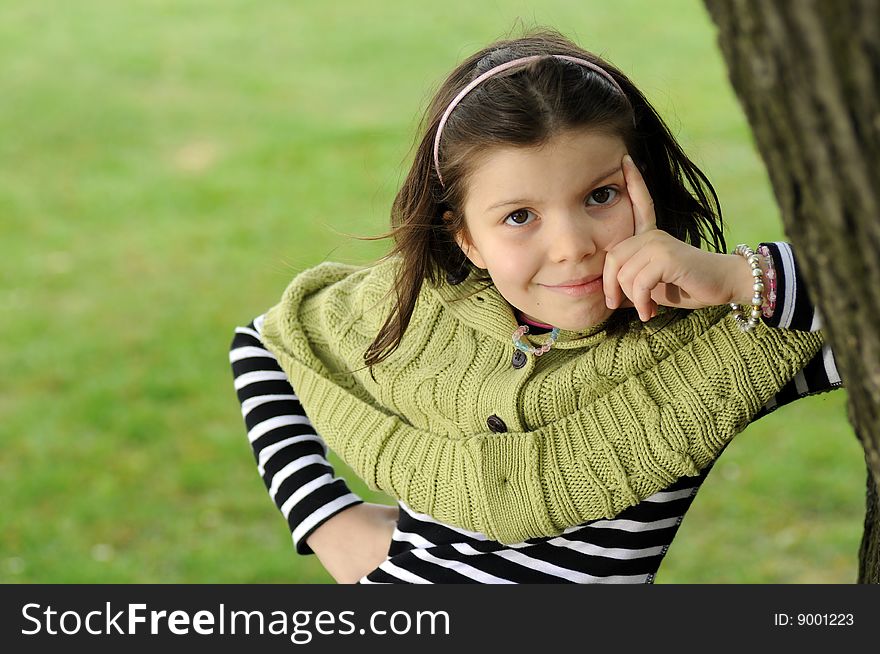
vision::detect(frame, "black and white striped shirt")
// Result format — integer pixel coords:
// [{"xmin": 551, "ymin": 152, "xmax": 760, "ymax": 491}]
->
[{"xmin": 230, "ymin": 242, "xmax": 842, "ymax": 583}]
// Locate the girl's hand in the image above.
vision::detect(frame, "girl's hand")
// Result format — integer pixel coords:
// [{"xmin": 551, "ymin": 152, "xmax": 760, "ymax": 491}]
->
[
  {"xmin": 603, "ymin": 154, "xmax": 752, "ymax": 321},
  {"xmin": 305, "ymin": 502, "xmax": 398, "ymax": 584}
]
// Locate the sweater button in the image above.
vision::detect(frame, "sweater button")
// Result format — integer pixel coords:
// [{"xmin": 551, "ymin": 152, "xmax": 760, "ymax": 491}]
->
[
  {"xmin": 486, "ymin": 414, "xmax": 508, "ymax": 433},
  {"xmin": 511, "ymin": 350, "xmax": 527, "ymax": 369}
]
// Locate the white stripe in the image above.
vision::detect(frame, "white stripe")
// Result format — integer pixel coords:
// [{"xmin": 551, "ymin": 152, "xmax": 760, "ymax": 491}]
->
[
  {"xmin": 399, "ymin": 502, "xmax": 490, "ymax": 541},
  {"xmin": 823, "ymin": 343, "xmax": 841, "ymax": 385},
  {"xmin": 793, "ymin": 370, "xmax": 808, "ymax": 396},
  {"xmin": 410, "ymin": 549, "xmax": 515, "ymax": 584},
  {"xmin": 234, "ymin": 326, "xmax": 260, "ymax": 340},
  {"xmin": 389, "ymin": 527, "xmax": 435, "ymax": 550},
  {"xmin": 292, "ymin": 494, "xmax": 361, "ymax": 548},
  {"xmin": 555, "ymin": 488, "xmax": 695, "ymax": 535},
  {"xmin": 402, "ymin": 498, "xmax": 687, "ymax": 544},
  {"xmin": 762, "ymin": 395, "xmax": 778, "ymax": 412},
  {"xmin": 597, "ymin": 574, "xmax": 651, "ymax": 584},
  {"xmin": 775, "ymin": 241, "xmax": 797, "ymax": 329},
  {"xmin": 810, "ymin": 308, "xmax": 823, "ymax": 332},
  {"xmin": 279, "ymin": 473, "xmax": 338, "ymax": 519},
  {"xmin": 493, "ymin": 548, "xmax": 649, "ymax": 584},
  {"xmin": 229, "ymin": 345, "xmax": 277, "ymax": 363},
  {"xmin": 642, "ymin": 487, "xmax": 696, "ymax": 503},
  {"xmin": 248, "ymin": 414, "xmax": 314, "ymax": 443},
  {"xmin": 375, "ymin": 560, "xmax": 432, "ymax": 584},
  {"xmin": 546, "ymin": 535, "xmax": 665, "ymax": 560},
  {"xmin": 451, "ymin": 543, "xmax": 647, "ymax": 584},
  {"xmin": 268, "ymin": 454, "xmax": 328, "ymax": 497},
  {"xmin": 400, "ymin": 502, "xmax": 535, "ymax": 547},
  {"xmin": 241, "ymin": 394, "xmax": 299, "ymax": 418},
  {"xmin": 587, "ymin": 516, "xmax": 681, "ymax": 532},
  {"xmin": 234, "ymin": 370, "xmax": 289, "ymax": 390},
  {"xmin": 548, "ymin": 491, "xmax": 693, "ymax": 541},
  {"xmin": 258, "ymin": 434, "xmax": 326, "ymax": 475},
  {"xmin": 254, "ymin": 314, "xmax": 266, "ymax": 334}
]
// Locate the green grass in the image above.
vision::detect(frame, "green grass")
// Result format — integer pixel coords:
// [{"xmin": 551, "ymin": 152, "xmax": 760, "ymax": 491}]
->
[{"xmin": 0, "ymin": 0, "xmax": 864, "ymax": 583}]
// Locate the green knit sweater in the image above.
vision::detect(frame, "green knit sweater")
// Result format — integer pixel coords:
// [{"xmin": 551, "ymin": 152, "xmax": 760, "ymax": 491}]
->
[{"xmin": 260, "ymin": 257, "xmax": 824, "ymax": 544}]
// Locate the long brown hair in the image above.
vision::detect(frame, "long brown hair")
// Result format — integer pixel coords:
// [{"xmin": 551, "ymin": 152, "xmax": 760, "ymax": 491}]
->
[{"xmin": 364, "ymin": 28, "xmax": 724, "ymax": 367}]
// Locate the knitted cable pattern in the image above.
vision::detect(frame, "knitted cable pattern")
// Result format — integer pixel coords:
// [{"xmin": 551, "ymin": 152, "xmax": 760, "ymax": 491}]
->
[{"xmin": 260, "ymin": 257, "xmax": 824, "ymax": 543}]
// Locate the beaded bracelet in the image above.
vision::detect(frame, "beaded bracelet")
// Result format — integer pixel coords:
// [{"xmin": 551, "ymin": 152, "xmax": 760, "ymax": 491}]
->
[
  {"xmin": 757, "ymin": 244, "xmax": 777, "ymax": 318},
  {"xmin": 729, "ymin": 244, "xmax": 767, "ymax": 333}
]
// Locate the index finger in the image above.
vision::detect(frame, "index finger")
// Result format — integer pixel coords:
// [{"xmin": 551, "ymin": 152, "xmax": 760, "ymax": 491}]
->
[{"xmin": 623, "ymin": 154, "xmax": 657, "ymax": 235}]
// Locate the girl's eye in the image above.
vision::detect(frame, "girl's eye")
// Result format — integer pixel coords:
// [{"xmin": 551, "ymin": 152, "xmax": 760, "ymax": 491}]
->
[
  {"xmin": 587, "ymin": 186, "xmax": 619, "ymax": 206},
  {"xmin": 504, "ymin": 209, "xmax": 536, "ymax": 226}
]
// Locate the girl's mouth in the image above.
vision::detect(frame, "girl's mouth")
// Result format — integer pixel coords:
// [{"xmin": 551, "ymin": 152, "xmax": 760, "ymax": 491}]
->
[{"xmin": 540, "ymin": 275, "xmax": 603, "ymax": 297}]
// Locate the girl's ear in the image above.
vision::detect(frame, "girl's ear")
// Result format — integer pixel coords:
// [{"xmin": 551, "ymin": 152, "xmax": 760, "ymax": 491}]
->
[{"xmin": 445, "ymin": 211, "xmax": 487, "ymax": 269}]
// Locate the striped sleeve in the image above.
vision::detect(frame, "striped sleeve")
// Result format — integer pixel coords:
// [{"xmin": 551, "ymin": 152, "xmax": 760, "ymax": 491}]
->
[
  {"xmin": 230, "ymin": 314, "xmax": 363, "ymax": 555},
  {"xmin": 754, "ymin": 242, "xmax": 843, "ymax": 418},
  {"xmin": 760, "ymin": 241, "xmax": 824, "ymax": 332}
]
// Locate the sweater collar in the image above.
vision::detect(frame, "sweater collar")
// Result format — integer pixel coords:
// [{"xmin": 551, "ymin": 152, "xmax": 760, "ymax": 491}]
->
[{"xmin": 430, "ymin": 272, "xmax": 648, "ymax": 351}]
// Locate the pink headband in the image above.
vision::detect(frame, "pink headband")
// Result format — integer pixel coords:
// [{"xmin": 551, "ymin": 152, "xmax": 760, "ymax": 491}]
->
[{"xmin": 432, "ymin": 54, "xmax": 627, "ymax": 187}]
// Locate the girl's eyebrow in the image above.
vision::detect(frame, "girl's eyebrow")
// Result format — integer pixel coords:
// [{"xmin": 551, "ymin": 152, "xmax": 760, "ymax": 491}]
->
[{"xmin": 484, "ymin": 164, "xmax": 623, "ymax": 212}]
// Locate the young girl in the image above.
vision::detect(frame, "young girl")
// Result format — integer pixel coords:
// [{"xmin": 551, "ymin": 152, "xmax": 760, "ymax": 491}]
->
[{"xmin": 230, "ymin": 30, "xmax": 842, "ymax": 583}]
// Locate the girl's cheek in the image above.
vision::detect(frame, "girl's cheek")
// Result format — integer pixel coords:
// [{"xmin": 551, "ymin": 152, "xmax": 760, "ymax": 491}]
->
[
  {"xmin": 615, "ymin": 199, "xmax": 637, "ymax": 242},
  {"xmin": 600, "ymin": 216, "xmax": 633, "ymax": 250},
  {"xmin": 495, "ymin": 250, "xmax": 538, "ymax": 282}
]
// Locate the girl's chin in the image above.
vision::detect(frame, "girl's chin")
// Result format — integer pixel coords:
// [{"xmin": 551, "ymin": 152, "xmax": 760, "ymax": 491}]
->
[
  {"xmin": 526, "ymin": 309, "xmax": 614, "ymax": 332},
  {"xmin": 511, "ymin": 294, "xmax": 615, "ymax": 330}
]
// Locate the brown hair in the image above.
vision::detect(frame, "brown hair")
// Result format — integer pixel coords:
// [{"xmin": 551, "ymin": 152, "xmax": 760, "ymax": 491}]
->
[{"xmin": 363, "ymin": 28, "xmax": 724, "ymax": 367}]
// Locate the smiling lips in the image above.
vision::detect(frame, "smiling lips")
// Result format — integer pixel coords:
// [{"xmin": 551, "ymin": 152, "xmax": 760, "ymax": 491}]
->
[{"xmin": 540, "ymin": 274, "xmax": 604, "ymax": 297}]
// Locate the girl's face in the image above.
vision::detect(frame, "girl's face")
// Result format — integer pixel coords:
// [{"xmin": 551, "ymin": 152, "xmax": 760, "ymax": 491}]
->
[{"xmin": 457, "ymin": 128, "xmax": 635, "ymax": 331}]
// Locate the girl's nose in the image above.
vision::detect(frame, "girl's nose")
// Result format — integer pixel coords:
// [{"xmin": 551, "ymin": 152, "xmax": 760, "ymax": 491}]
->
[{"xmin": 545, "ymin": 213, "xmax": 598, "ymax": 263}]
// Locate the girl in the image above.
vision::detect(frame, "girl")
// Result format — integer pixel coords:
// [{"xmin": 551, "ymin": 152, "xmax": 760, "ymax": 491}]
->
[{"xmin": 230, "ymin": 30, "xmax": 842, "ymax": 583}]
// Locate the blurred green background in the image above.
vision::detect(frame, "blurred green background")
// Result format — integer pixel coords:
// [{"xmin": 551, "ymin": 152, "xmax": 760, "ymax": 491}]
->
[{"xmin": 0, "ymin": 0, "xmax": 863, "ymax": 583}]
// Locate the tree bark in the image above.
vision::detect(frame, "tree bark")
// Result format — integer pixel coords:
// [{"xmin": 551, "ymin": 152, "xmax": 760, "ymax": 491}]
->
[
  {"xmin": 702, "ymin": 0, "xmax": 880, "ymax": 582},
  {"xmin": 860, "ymin": 457, "xmax": 880, "ymax": 581}
]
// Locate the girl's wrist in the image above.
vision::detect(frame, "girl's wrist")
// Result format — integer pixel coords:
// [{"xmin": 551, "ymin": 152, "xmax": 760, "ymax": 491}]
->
[{"xmin": 728, "ymin": 252, "xmax": 770, "ymax": 306}]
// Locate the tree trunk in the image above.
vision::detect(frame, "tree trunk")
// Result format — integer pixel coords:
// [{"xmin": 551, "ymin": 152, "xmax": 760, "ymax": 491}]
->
[
  {"xmin": 860, "ymin": 451, "xmax": 880, "ymax": 580},
  {"xmin": 702, "ymin": 0, "xmax": 880, "ymax": 582}
]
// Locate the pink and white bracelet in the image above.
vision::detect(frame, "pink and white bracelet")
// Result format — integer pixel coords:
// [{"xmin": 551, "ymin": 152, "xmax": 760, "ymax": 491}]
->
[{"xmin": 757, "ymin": 244, "xmax": 777, "ymax": 319}]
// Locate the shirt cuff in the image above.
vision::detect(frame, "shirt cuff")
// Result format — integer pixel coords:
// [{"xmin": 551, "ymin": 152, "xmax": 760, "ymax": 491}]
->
[
  {"xmin": 758, "ymin": 241, "xmax": 823, "ymax": 332},
  {"xmin": 292, "ymin": 494, "xmax": 364, "ymax": 555}
]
